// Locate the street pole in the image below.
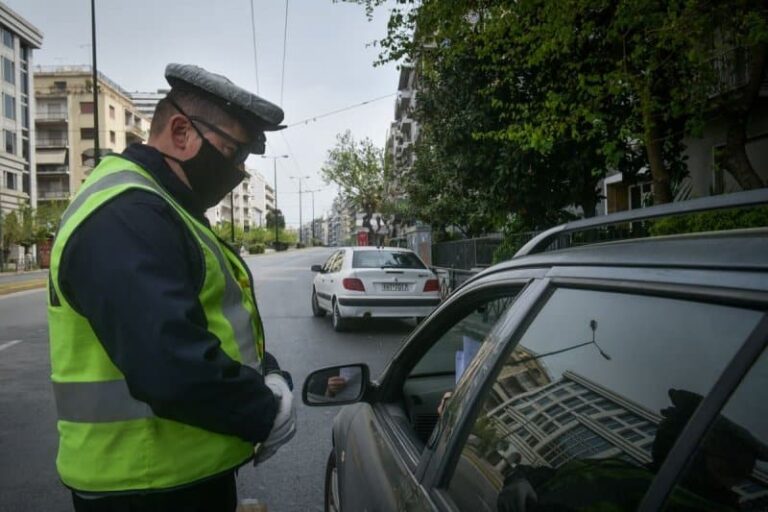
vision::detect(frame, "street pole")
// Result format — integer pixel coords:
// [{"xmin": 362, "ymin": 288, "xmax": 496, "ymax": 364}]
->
[
  {"xmin": 229, "ymin": 191, "xmax": 235, "ymax": 243},
  {"xmin": 290, "ymin": 175, "xmax": 310, "ymax": 246},
  {"xmin": 311, "ymin": 190, "xmax": 315, "ymax": 244},
  {"xmin": 90, "ymin": 0, "xmax": 100, "ymax": 166},
  {"xmin": 261, "ymin": 155, "xmax": 288, "ymax": 247},
  {"xmin": 273, "ymin": 159, "xmax": 278, "ymax": 245}
]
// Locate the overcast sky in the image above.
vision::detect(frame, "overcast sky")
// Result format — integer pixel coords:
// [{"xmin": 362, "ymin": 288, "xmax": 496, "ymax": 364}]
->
[{"xmin": 8, "ymin": 0, "xmax": 400, "ymax": 227}]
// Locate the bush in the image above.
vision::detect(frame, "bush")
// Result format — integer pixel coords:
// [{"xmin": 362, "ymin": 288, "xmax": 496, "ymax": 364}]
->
[
  {"xmin": 272, "ymin": 241, "xmax": 289, "ymax": 252},
  {"xmin": 296, "ymin": 242, "xmax": 306, "ymax": 249},
  {"xmin": 247, "ymin": 242, "xmax": 265, "ymax": 254}
]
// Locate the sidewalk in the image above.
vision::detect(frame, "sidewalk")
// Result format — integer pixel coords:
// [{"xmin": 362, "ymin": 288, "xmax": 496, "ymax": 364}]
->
[{"xmin": 0, "ymin": 269, "xmax": 48, "ymax": 296}]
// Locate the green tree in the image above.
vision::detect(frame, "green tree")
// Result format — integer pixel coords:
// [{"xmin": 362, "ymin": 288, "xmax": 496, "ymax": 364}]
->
[
  {"xmin": 2, "ymin": 211, "xmax": 21, "ymax": 262},
  {"xmin": 265, "ymin": 210, "xmax": 286, "ymax": 230},
  {"xmin": 342, "ymin": 0, "xmax": 768, "ymax": 213},
  {"xmin": 321, "ymin": 131, "xmax": 389, "ymax": 243},
  {"xmin": 35, "ymin": 201, "xmax": 69, "ymax": 241}
]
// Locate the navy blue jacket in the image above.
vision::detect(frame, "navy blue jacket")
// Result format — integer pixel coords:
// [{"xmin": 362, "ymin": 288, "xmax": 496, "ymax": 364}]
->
[{"xmin": 58, "ymin": 144, "xmax": 278, "ymax": 443}]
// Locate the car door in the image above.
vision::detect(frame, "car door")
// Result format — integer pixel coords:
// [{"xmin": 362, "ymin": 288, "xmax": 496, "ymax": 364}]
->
[
  {"xmin": 333, "ymin": 274, "xmax": 540, "ymax": 511},
  {"xmin": 316, "ymin": 250, "xmax": 341, "ymax": 309},
  {"xmin": 422, "ymin": 276, "xmax": 768, "ymax": 511}
]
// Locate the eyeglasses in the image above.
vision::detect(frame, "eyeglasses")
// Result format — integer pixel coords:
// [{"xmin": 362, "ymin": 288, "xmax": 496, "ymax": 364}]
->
[
  {"xmin": 168, "ymin": 98, "xmax": 254, "ymax": 164},
  {"xmin": 187, "ymin": 116, "xmax": 252, "ymax": 164}
]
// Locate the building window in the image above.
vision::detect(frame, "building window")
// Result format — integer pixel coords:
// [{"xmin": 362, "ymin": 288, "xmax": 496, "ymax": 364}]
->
[
  {"xmin": 21, "ymin": 104, "xmax": 28, "ymax": 129},
  {"xmin": 80, "ymin": 102, "xmax": 94, "ymax": 114},
  {"xmin": 20, "ymin": 69, "xmax": 28, "ymax": 96},
  {"xmin": 1, "ymin": 26, "xmax": 12, "ymax": 49},
  {"xmin": 109, "ymin": 130, "xmax": 116, "ymax": 144},
  {"xmin": 53, "ymin": 81, "xmax": 67, "ymax": 91},
  {"xmin": 3, "ymin": 93, "xmax": 15, "ymax": 120},
  {"xmin": 4, "ymin": 130, "xmax": 16, "ymax": 154},
  {"xmin": 6, "ymin": 171, "xmax": 17, "ymax": 190},
  {"xmin": 20, "ymin": 45, "xmax": 28, "ymax": 63},
  {"xmin": 80, "ymin": 128, "xmax": 95, "ymax": 140},
  {"xmin": 3, "ymin": 57, "xmax": 14, "ymax": 85},
  {"xmin": 109, "ymin": 105, "xmax": 115, "ymax": 119}
]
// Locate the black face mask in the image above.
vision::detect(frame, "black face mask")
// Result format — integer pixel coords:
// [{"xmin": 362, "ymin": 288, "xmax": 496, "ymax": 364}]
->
[{"xmin": 162, "ymin": 102, "xmax": 247, "ymax": 209}]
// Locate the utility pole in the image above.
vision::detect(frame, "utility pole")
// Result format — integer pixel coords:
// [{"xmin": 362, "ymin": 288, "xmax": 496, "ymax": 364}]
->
[
  {"xmin": 229, "ymin": 191, "xmax": 235, "ymax": 243},
  {"xmin": 305, "ymin": 189, "xmax": 322, "ymax": 246},
  {"xmin": 90, "ymin": 0, "xmax": 100, "ymax": 166},
  {"xmin": 261, "ymin": 155, "xmax": 288, "ymax": 247},
  {"xmin": 290, "ymin": 175, "xmax": 310, "ymax": 245}
]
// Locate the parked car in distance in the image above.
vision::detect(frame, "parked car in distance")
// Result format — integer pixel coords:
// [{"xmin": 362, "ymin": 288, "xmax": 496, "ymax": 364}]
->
[
  {"xmin": 310, "ymin": 247, "xmax": 441, "ymax": 331},
  {"xmin": 302, "ymin": 190, "xmax": 768, "ymax": 512}
]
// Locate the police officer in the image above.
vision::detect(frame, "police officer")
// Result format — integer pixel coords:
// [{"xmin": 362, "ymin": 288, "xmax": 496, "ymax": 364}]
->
[{"xmin": 48, "ymin": 64, "xmax": 296, "ymax": 511}]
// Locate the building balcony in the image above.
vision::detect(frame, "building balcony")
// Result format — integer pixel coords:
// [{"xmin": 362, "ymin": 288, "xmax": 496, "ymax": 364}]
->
[
  {"xmin": 36, "ymin": 110, "xmax": 68, "ymax": 123},
  {"xmin": 37, "ymin": 164, "xmax": 69, "ymax": 175},
  {"xmin": 36, "ymin": 136, "xmax": 68, "ymax": 148},
  {"xmin": 38, "ymin": 190, "xmax": 71, "ymax": 201},
  {"xmin": 125, "ymin": 122, "xmax": 147, "ymax": 144}
]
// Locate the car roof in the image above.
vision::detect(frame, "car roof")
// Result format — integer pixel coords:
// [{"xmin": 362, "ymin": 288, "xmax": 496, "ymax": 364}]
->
[
  {"xmin": 343, "ymin": 246, "xmax": 416, "ymax": 253},
  {"xmin": 479, "ymin": 228, "xmax": 768, "ymax": 278}
]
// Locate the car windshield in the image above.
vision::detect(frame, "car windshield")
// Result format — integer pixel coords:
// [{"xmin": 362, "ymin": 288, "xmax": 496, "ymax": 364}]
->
[{"xmin": 352, "ymin": 251, "xmax": 426, "ymax": 269}]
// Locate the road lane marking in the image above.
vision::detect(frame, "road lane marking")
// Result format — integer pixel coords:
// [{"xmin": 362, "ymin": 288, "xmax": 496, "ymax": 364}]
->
[{"xmin": 0, "ymin": 339, "xmax": 23, "ymax": 352}]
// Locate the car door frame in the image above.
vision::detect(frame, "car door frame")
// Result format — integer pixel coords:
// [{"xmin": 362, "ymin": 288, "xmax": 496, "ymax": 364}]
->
[
  {"xmin": 316, "ymin": 250, "xmax": 341, "ymax": 310},
  {"xmin": 332, "ymin": 268, "xmax": 551, "ymax": 510},
  {"xmin": 419, "ymin": 265, "xmax": 768, "ymax": 511}
]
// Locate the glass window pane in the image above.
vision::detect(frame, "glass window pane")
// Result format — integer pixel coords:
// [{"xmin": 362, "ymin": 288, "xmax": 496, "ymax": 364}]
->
[
  {"xmin": 664, "ymin": 349, "xmax": 768, "ymax": 510},
  {"xmin": 445, "ymin": 288, "xmax": 762, "ymax": 511},
  {"xmin": 353, "ymin": 250, "xmax": 426, "ymax": 269},
  {"xmin": 405, "ymin": 291, "xmax": 521, "ymax": 446}
]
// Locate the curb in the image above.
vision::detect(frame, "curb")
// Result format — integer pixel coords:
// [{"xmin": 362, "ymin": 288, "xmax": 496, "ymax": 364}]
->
[{"xmin": 0, "ymin": 279, "xmax": 47, "ymax": 297}]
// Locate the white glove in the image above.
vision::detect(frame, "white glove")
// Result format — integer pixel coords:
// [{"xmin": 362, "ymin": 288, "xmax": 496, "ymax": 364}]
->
[{"xmin": 254, "ymin": 373, "xmax": 297, "ymax": 464}]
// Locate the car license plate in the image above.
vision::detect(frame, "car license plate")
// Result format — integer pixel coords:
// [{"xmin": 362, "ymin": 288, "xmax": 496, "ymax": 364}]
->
[{"xmin": 382, "ymin": 283, "xmax": 409, "ymax": 292}]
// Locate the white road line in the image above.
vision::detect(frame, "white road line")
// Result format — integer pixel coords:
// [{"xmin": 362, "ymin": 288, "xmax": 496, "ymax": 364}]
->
[{"xmin": 0, "ymin": 339, "xmax": 23, "ymax": 352}]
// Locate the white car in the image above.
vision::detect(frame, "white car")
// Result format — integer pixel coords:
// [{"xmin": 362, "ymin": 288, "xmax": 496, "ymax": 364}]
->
[{"xmin": 310, "ymin": 247, "xmax": 441, "ymax": 331}]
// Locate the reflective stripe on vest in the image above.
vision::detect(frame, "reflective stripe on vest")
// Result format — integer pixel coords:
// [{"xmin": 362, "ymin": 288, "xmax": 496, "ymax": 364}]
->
[
  {"xmin": 54, "ymin": 380, "xmax": 153, "ymax": 422},
  {"xmin": 59, "ymin": 169, "xmax": 261, "ymax": 371}
]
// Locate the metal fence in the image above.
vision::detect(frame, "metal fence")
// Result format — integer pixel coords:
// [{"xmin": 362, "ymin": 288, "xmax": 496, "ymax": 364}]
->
[{"xmin": 431, "ymin": 236, "xmax": 503, "ymax": 270}]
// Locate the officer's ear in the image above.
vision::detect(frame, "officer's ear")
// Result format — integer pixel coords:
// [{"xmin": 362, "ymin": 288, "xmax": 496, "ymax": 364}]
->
[{"xmin": 169, "ymin": 114, "xmax": 194, "ymax": 151}]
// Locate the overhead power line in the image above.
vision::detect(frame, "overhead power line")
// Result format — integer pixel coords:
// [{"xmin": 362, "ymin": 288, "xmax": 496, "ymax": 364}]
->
[
  {"xmin": 250, "ymin": 0, "xmax": 259, "ymax": 94},
  {"xmin": 280, "ymin": 0, "xmax": 289, "ymax": 106},
  {"xmin": 285, "ymin": 93, "xmax": 397, "ymax": 128}
]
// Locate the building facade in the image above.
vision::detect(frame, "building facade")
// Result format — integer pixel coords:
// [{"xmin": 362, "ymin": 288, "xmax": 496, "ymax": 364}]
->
[
  {"xmin": 0, "ymin": 3, "xmax": 42, "ymax": 217},
  {"xmin": 128, "ymin": 89, "xmax": 168, "ymax": 120},
  {"xmin": 205, "ymin": 168, "xmax": 266, "ymax": 231},
  {"xmin": 34, "ymin": 66, "xmax": 150, "ymax": 203}
]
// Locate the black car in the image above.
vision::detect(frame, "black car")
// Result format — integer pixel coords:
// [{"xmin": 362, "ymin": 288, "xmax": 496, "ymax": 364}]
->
[{"xmin": 303, "ymin": 190, "xmax": 768, "ymax": 512}]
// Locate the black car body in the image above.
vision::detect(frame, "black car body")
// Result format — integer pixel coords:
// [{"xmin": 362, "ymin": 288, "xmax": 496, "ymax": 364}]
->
[{"xmin": 303, "ymin": 191, "xmax": 768, "ymax": 512}]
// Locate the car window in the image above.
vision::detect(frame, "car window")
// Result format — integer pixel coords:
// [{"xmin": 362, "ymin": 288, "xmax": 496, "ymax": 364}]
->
[
  {"xmin": 322, "ymin": 251, "xmax": 340, "ymax": 273},
  {"xmin": 443, "ymin": 288, "xmax": 763, "ymax": 512},
  {"xmin": 403, "ymin": 292, "xmax": 520, "ymax": 446},
  {"xmin": 353, "ymin": 250, "xmax": 426, "ymax": 269},
  {"xmin": 663, "ymin": 348, "xmax": 768, "ymax": 511},
  {"xmin": 326, "ymin": 251, "xmax": 344, "ymax": 273}
]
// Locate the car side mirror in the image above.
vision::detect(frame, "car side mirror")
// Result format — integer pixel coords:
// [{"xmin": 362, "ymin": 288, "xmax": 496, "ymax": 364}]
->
[
  {"xmin": 302, "ymin": 364, "xmax": 369, "ymax": 406},
  {"xmin": 311, "ymin": 264, "xmax": 324, "ymax": 272}
]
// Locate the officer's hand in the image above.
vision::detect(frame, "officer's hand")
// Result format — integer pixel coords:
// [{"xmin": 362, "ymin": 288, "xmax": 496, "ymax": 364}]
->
[{"xmin": 254, "ymin": 373, "xmax": 297, "ymax": 465}]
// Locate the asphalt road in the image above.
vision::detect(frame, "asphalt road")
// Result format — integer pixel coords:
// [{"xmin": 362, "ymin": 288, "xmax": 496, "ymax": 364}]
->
[{"xmin": 0, "ymin": 247, "xmax": 414, "ymax": 511}]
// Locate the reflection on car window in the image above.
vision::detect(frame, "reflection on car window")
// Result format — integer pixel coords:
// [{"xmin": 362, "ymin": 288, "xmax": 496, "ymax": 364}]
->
[
  {"xmin": 353, "ymin": 250, "xmax": 426, "ymax": 269},
  {"xmin": 445, "ymin": 288, "xmax": 763, "ymax": 512},
  {"xmin": 403, "ymin": 293, "xmax": 520, "ymax": 446},
  {"xmin": 665, "ymin": 349, "xmax": 768, "ymax": 511}
]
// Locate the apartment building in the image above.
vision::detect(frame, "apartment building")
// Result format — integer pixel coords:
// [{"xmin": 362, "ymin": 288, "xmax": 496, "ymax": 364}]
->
[
  {"xmin": 34, "ymin": 66, "xmax": 150, "ymax": 203},
  {"xmin": 128, "ymin": 89, "xmax": 168, "ymax": 120},
  {"xmin": 206, "ymin": 168, "xmax": 267, "ymax": 230},
  {"xmin": 0, "ymin": 3, "xmax": 42, "ymax": 216}
]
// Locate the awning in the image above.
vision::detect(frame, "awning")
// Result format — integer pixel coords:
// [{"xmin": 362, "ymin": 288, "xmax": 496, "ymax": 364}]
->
[{"xmin": 36, "ymin": 149, "xmax": 67, "ymax": 165}]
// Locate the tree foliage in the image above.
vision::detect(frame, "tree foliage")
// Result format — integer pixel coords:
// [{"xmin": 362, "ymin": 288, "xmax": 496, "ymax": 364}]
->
[
  {"xmin": 321, "ymin": 131, "xmax": 390, "ymax": 242},
  {"xmin": 341, "ymin": 0, "xmax": 768, "ymax": 233}
]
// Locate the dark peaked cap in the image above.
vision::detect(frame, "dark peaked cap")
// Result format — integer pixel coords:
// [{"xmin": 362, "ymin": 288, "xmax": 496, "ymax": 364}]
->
[{"xmin": 165, "ymin": 63, "xmax": 285, "ymax": 136}]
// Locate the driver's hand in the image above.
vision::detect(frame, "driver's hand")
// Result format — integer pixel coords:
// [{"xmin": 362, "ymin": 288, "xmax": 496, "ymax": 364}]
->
[{"xmin": 326, "ymin": 376, "xmax": 348, "ymax": 397}]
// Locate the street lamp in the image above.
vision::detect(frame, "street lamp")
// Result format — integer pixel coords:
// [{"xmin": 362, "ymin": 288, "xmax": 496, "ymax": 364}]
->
[
  {"xmin": 290, "ymin": 175, "xmax": 310, "ymax": 245},
  {"xmin": 260, "ymin": 154, "xmax": 288, "ymax": 247},
  {"xmin": 305, "ymin": 189, "xmax": 322, "ymax": 246}
]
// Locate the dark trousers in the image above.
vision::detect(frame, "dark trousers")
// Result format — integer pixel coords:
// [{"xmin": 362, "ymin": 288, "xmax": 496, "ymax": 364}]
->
[{"xmin": 71, "ymin": 472, "xmax": 237, "ymax": 512}]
